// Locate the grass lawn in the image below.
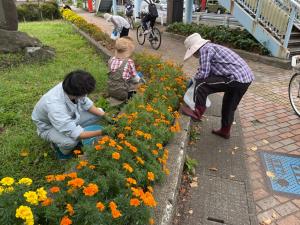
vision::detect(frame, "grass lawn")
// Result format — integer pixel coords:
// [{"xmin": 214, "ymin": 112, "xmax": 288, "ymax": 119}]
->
[{"xmin": 0, "ymin": 21, "xmax": 108, "ymax": 185}]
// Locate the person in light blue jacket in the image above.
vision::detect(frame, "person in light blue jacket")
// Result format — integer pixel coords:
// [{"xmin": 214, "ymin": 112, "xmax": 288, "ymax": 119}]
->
[{"xmin": 32, "ymin": 70, "xmax": 105, "ymax": 158}]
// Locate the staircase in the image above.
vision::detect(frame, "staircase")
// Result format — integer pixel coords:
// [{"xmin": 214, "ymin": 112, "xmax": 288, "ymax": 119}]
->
[{"xmin": 218, "ymin": 0, "xmax": 300, "ymax": 59}]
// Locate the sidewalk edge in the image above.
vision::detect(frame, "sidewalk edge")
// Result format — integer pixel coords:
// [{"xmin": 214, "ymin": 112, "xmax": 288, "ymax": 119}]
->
[{"xmin": 163, "ymin": 31, "xmax": 291, "ymax": 70}]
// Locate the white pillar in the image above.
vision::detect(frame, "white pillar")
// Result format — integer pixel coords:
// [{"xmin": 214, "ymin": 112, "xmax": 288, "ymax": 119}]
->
[{"xmin": 185, "ymin": 0, "xmax": 193, "ymax": 24}]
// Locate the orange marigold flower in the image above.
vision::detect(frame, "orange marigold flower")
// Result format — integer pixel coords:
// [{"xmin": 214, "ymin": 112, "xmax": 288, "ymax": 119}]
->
[
  {"xmin": 116, "ymin": 145, "xmax": 123, "ymax": 151},
  {"xmin": 117, "ymin": 133, "xmax": 125, "ymax": 139},
  {"xmin": 141, "ymin": 191, "xmax": 157, "ymax": 207},
  {"xmin": 123, "ymin": 163, "xmax": 133, "ymax": 173},
  {"xmin": 156, "ymin": 143, "xmax": 163, "ymax": 149},
  {"xmin": 42, "ymin": 197, "xmax": 53, "ymax": 206},
  {"xmin": 147, "ymin": 186, "xmax": 154, "ymax": 193},
  {"xmin": 95, "ymin": 145, "xmax": 103, "ymax": 151},
  {"xmin": 163, "ymin": 167, "xmax": 170, "ymax": 175},
  {"xmin": 136, "ymin": 156, "xmax": 145, "ymax": 165},
  {"xmin": 129, "ymin": 145, "xmax": 138, "ymax": 153},
  {"xmin": 55, "ymin": 174, "xmax": 66, "ymax": 181},
  {"xmin": 144, "ymin": 133, "xmax": 152, "ymax": 140},
  {"xmin": 147, "ymin": 172, "xmax": 155, "ymax": 181},
  {"xmin": 131, "ymin": 187, "xmax": 144, "ymax": 197},
  {"xmin": 149, "ymin": 218, "xmax": 155, "ymax": 225},
  {"xmin": 45, "ymin": 175, "xmax": 55, "ymax": 182},
  {"xmin": 130, "ymin": 198, "xmax": 140, "ymax": 207},
  {"xmin": 66, "ymin": 203, "xmax": 74, "ymax": 216},
  {"xmin": 89, "ymin": 165, "xmax": 96, "ymax": 170},
  {"xmin": 83, "ymin": 183, "xmax": 99, "ymax": 196},
  {"xmin": 109, "ymin": 201, "xmax": 117, "ymax": 210},
  {"xmin": 67, "ymin": 172, "xmax": 77, "ymax": 179},
  {"xmin": 109, "ymin": 140, "xmax": 117, "ymax": 147},
  {"xmin": 126, "ymin": 177, "xmax": 137, "ymax": 185},
  {"xmin": 49, "ymin": 186, "xmax": 60, "ymax": 193},
  {"xmin": 76, "ymin": 160, "xmax": 88, "ymax": 169},
  {"xmin": 96, "ymin": 202, "xmax": 105, "ymax": 212},
  {"xmin": 60, "ymin": 216, "xmax": 72, "ymax": 225},
  {"xmin": 111, "ymin": 208, "xmax": 122, "ymax": 219},
  {"xmin": 135, "ymin": 130, "xmax": 144, "ymax": 136},
  {"xmin": 101, "ymin": 136, "xmax": 110, "ymax": 142},
  {"xmin": 67, "ymin": 178, "xmax": 84, "ymax": 188},
  {"xmin": 73, "ymin": 150, "xmax": 81, "ymax": 155},
  {"xmin": 152, "ymin": 150, "xmax": 158, "ymax": 155},
  {"xmin": 112, "ymin": 152, "xmax": 120, "ymax": 160}
]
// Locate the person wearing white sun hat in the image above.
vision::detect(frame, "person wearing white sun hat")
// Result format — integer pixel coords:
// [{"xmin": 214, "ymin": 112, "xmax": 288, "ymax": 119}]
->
[
  {"xmin": 181, "ymin": 33, "xmax": 254, "ymax": 139},
  {"xmin": 104, "ymin": 13, "xmax": 130, "ymax": 38}
]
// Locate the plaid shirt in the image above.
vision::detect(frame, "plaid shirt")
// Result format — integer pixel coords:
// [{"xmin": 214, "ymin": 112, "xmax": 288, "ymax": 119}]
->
[
  {"xmin": 195, "ymin": 43, "xmax": 254, "ymax": 83},
  {"xmin": 109, "ymin": 57, "xmax": 137, "ymax": 80}
]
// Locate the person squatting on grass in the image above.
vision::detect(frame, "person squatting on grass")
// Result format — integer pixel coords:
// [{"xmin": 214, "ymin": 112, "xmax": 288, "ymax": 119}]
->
[
  {"xmin": 107, "ymin": 37, "xmax": 142, "ymax": 101},
  {"xmin": 181, "ymin": 33, "xmax": 254, "ymax": 139},
  {"xmin": 32, "ymin": 70, "xmax": 105, "ymax": 158},
  {"xmin": 104, "ymin": 13, "xmax": 130, "ymax": 39}
]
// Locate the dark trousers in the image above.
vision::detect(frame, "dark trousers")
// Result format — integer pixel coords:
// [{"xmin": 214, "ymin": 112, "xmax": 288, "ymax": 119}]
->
[
  {"xmin": 142, "ymin": 14, "xmax": 156, "ymax": 30},
  {"xmin": 120, "ymin": 27, "xmax": 129, "ymax": 37},
  {"xmin": 194, "ymin": 75, "xmax": 250, "ymax": 127}
]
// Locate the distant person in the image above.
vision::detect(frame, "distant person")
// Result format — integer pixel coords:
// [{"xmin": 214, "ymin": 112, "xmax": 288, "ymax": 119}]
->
[
  {"xmin": 124, "ymin": 0, "xmax": 134, "ymax": 17},
  {"xmin": 107, "ymin": 37, "xmax": 142, "ymax": 101},
  {"xmin": 181, "ymin": 33, "xmax": 254, "ymax": 139},
  {"xmin": 104, "ymin": 13, "xmax": 130, "ymax": 38},
  {"xmin": 140, "ymin": 0, "xmax": 158, "ymax": 34},
  {"xmin": 32, "ymin": 70, "xmax": 105, "ymax": 159}
]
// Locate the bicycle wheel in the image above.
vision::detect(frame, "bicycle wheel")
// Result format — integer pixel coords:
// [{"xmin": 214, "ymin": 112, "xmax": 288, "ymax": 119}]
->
[
  {"xmin": 136, "ymin": 25, "xmax": 145, "ymax": 45},
  {"xmin": 149, "ymin": 27, "xmax": 161, "ymax": 50},
  {"xmin": 289, "ymin": 73, "xmax": 300, "ymax": 116}
]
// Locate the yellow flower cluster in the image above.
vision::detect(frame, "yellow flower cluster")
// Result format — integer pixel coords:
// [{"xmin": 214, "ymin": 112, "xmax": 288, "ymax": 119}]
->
[{"xmin": 16, "ymin": 205, "xmax": 34, "ymax": 225}]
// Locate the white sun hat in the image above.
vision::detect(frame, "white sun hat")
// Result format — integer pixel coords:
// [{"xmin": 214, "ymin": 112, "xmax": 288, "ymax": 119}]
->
[
  {"xmin": 103, "ymin": 13, "xmax": 112, "ymax": 22},
  {"xmin": 183, "ymin": 33, "xmax": 210, "ymax": 61}
]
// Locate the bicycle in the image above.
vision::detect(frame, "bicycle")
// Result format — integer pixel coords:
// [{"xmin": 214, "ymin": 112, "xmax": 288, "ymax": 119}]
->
[
  {"xmin": 125, "ymin": 13, "xmax": 134, "ymax": 29},
  {"xmin": 136, "ymin": 16, "xmax": 161, "ymax": 50},
  {"xmin": 289, "ymin": 55, "xmax": 300, "ymax": 116}
]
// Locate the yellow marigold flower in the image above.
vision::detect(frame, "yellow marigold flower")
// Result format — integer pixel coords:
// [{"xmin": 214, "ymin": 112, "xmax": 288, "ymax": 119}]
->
[
  {"xmin": 173, "ymin": 111, "xmax": 180, "ymax": 119},
  {"xmin": 117, "ymin": 133, "xmax": 125, "ymax": 139},
  {"xmin": 164, "ymin": 167, "xmax": 170, "ymax": 175},
  {"xmin": 18, "ymin": 178, "xmax": 32, "ymax": 186},
  {"xmin": 45, "ymin": 175, "xmax": 55, "ymax": 182},
  {"xmin": 66, "ymin": 203, "xmax": 75, "ymax": 216},
  {"xmin": 15, "ymin": 205, "xmax": 33, "ymax": 221},
  {"xmin": 60, "ymin": 216, "xmax": 72, "ymax": 225},
  {"xmin": 55, "ymin": 174, "xmax": 66, "ymax": 181},
  {"xmin": 149, "ymin": 218, "xmax": 155, "ymax": 225},
  {"xmin": 136, "ymin": 156, "xmax": 145, "ymax": 165},
  {"xmin": 5, "ymin": 187, "xmax": 14, "ymax": 192},
  {"xmin": 152, "ymin": 150, "xmax": 158, "ymax": 155},
  {"xmin": 42, "ymin": 197, "xmax": 53, "ymax": 206},
  {"xmin": 124, "ymin": 126, "xmax": 131, "ymax": 131},
  {"xmin": 96, "ymin": 202, "xmax": 105, "ymax": 212},
  {"xmin": 83, "ymin": 183, "xmax": 98, "ymax": 196},
  {"xmin": 67, "ymin": 178, "xmax": 85, "ymax": 188},
  {"xmin": 50, "ymin": 186, "xmax": 60, "ymax": 193},
  {"xmin": 147, "ymin": 172, "xmax": 155, "ymax": 181},
  {"xmin": 147, "ymin": 186, "xmax": 154, "ymax": 193},
  {"xmin": 168, "ymin": 106, "xmax": 172, "ymax": 112},
  {"xmin": 112, "ymin": 152, "xmax": 120, "ymax": 160},
  {"xmin": 1, "ymin": 177, "xmax": 14, "ymax": 186},
  {"xmin": 126, "ymin": 178, "xmax": 137, "ymax": 185},
  {"xmin": 130, "ymin": 198, "xmax": 140, "ymax": 207},
  {"xmin": 36, "ymin": 187, "xmax": 47, "ymax": 201},
  {"xmin": 0, "ymin": 186, "xmax": 4, "ymax": 195},
  {"xmin": 156, "ymin": 143, "xmax": 163, "ymax": 149},
  {"xmin": 123, "ymin": 163, "xmax": 133, "ymax": 173},
  {"xmin": 24, "ymin": 191, "xmax": 39, "ymax": 205}
]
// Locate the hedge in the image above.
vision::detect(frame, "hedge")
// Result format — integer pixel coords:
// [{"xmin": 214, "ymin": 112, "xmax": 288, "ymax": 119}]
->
[
  {"xmin": 17, "ymin": 1, "xmax": 61, "ymax": 22},
  {"xmin": 166, "ymin": 22, "xmax": 270, "ymax": 55}
]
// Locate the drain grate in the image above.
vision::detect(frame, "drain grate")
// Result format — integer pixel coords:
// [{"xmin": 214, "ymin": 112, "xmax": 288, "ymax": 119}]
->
[{"xmin": 207, "ymin": 217, "xmax": 225, "ymax": 224}]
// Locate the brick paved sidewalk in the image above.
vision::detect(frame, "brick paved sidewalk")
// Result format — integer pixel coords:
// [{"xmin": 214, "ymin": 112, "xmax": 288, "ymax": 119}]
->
[{"xmin": 76, "ymin": 9, "xmax": 300, "ymax": 224}]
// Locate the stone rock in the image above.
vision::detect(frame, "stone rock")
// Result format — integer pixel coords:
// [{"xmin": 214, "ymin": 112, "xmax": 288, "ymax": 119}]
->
[
  {"xmin": 25, "ymin": 46, "xmax": 55, "ymax": 61},
  {"xmin": 0, "ymin": 0, "xmax": 18, "ymax": 31},
  {"xmin": 0, "ymin": 29, "xmax": 42, "ymax": 53}
]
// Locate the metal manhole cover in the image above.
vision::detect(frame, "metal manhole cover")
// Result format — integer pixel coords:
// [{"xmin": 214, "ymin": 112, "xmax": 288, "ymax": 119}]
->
[{"xmin": 260, "ymin": 151, "xmax": 300, "ymax": 197}]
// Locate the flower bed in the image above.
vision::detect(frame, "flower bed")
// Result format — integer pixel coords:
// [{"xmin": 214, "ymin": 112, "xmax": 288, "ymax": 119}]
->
[
  {"xmin": 61, "ymin": 9, "xmax": 114, "ymax": 51},
  {"xmin": 166, "ymin": 22, "xmax": 269, "ymax": 55},
  {"xmin": 0, "ymin": 48, "xmax": 186, "ymax": 224}
]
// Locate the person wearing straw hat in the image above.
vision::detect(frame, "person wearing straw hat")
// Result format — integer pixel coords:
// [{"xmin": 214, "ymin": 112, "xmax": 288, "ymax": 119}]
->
[
  {"xmin": 103, "ymin": 13, "xmax": 130, "ymax": 39},
  {"xmin": 107, "ymin": 37, "xmax": 141, "ymax": 101},
  {"xmin": 182, "ymin": 33, "xmax": 254, "ymax": 139}
]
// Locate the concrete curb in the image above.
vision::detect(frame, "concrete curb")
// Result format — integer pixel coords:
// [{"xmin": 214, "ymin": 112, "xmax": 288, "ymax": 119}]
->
[
  {"xmin": 163, "ymin": 31, "xmax": 291, "ymax": 70},
  {"xmin": 70, "ymin": 23, "xmax": 191, "ymax": 225}
]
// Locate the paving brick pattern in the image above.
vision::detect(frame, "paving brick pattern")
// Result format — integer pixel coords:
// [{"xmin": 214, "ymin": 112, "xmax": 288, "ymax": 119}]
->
[
  {"xmin": 75, "ymin": 9, "xmax": 300, "ymax": 224},
  {"xmin": 239, "ymin": 61, "xmax": 300, "ymax": 224}
]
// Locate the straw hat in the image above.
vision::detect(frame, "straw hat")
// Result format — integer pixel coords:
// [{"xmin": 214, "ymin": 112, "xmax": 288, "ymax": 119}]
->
[
  {"xmin": 183, "ymin": 33, "xmax": 210, "ymax": 61},
  {"xmin": 104, "ymin": 13, "xmax": 112, "ymax": 22},
  {"xmin": 115, "ymin": 37, "xmax": 135, "ymax": 59}
]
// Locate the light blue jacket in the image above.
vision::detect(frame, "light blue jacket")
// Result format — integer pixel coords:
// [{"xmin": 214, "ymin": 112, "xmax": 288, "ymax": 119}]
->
[{"xmin": 32, "ymin": 82, "xmax": 93, "ymax": 140}]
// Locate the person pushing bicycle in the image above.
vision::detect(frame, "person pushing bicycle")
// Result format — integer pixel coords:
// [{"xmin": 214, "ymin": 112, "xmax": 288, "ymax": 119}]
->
[
  {"xmin": 140, "ymin": 0, "xmax": 158, "ymax": 34},
  {"xmin": 125, "ymin": 0, "xmax": 134, "ymax": 17}
]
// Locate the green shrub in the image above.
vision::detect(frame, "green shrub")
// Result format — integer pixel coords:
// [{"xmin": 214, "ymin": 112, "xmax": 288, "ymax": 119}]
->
[
  {"xmin": 77, "ymin": 0, "xmax": 83, "ymax": 8},
  {"xmin": 166, "ymin": 22, "xmax": 270, "ymax": 55}
]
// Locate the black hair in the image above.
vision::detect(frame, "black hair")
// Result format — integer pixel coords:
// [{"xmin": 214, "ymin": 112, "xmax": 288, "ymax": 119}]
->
[{"xmin": 62, "ymin": 70, "xmax": 96, "ymax": 96}]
